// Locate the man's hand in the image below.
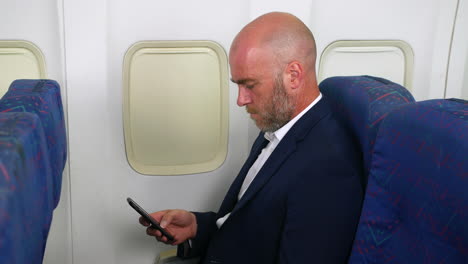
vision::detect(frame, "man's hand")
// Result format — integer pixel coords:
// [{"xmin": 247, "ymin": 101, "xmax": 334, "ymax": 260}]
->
[{"xmin": 139, "ymin": 209, "xmax": 197, "ymax": 246}]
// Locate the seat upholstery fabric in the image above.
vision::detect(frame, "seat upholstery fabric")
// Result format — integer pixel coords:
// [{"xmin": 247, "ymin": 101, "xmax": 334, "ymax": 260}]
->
[
  {"xmin": 0, "ymin": 79, "xmax": 67, "ymax": 207},
  {"xmin": 0, "ymin": 113, "xmax": 53, "ymax": 264},
  {"xmin": 349, "ymin": 99, "xmax": 468, "ymax": 263},
  {"xmin": 0, "ymin": 79, "xmax": 67, "ymax": 264},
  {"xmin": 319, "ymin": 75, "xmax": 415, "ymax": 187}
]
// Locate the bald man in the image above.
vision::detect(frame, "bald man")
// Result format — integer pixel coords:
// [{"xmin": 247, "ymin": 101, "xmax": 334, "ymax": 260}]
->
[{"xmin": 140, "ymin": 12, "xmax": 364, "ymax": 264}]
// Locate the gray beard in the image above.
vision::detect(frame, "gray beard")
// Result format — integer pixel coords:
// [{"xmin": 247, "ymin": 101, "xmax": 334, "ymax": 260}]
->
[{"xmin": 257, "ymin": 76, "xmax": 295, "ymax": 132}]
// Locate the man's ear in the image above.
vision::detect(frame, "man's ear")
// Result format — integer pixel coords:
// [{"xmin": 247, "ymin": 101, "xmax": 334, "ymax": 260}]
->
[{"xmin": 285, "ymin": 61, "xmax": 303, "ymax": 90}]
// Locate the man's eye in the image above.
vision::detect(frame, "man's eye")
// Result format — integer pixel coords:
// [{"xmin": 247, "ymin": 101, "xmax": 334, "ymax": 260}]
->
[{"xmin": 246, "ymin": 84, "xmax": 255, "ymax": 89}]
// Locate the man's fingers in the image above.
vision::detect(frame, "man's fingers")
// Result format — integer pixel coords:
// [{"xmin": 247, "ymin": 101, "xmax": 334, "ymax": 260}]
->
[
  {"xmin": 139, "ymin": 209, "xmax": 191, "ymax": 245},
  {"xmin": 146, "ymin": 227, "xmax": 162, "ymax": 237},
  {"xmin": 147, "ymin": 228, "xmax": 173, "ymax": 244},
  {"xmin": 149, "ymin": 210, "xmax": 169, "ymax": 222},
  {"xmin": 146, "ymin": 227, "xmax": 154, "ymax": 236},
  {"xmin": 159, "ymin": 211, "xmax": 175, "ymax": 228},
  {"xmin": 155, "ymin": 236, "xmax": 171, "ymax": 244},
  {"xmin": 139, "ymin": 216, "xmax": 150, "ymax": 226},
  {"xmin": 140, "ymin": 210, "xmax": 171, "ymax": 227}
]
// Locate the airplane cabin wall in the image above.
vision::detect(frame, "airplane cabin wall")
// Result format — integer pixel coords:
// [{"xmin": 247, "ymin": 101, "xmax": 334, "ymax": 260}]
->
[
  {"xmin": 0, "ymin": 0, "xmax": 467, "ymax": 264},
  {"xmin": 447, "ymin": 0, "xmax": 468, "ymax": 98},
  {"xmin": 309, "ymin": 0, "xmax": 459, "ymax": 101},
  {"xmin": 63, "ymin": 0, "xmax": 253, "ymax": 263}
]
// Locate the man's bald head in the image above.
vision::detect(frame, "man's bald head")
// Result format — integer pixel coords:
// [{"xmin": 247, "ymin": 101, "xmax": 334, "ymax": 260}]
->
[
  {"xmin": 230, "ymin": 12, "xmax": 320, "ymax": 131},
  {"xmin": 230, "ymin": 12, "xmax": 317, "ymax": 74}
]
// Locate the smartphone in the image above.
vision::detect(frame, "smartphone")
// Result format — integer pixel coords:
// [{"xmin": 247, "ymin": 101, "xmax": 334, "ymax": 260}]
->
[{"xmin": 127, "ymin": 197, "xmax": 175, "ymax": 241}]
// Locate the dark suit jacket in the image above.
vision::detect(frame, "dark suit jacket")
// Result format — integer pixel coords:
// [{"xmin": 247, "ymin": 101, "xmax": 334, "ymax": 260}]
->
[{"xmin": 179, "ymin": 96, "xmax": 364, "ymax": 264}]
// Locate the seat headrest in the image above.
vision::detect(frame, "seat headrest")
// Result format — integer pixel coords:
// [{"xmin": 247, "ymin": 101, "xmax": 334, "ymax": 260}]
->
[{"xmin": 319, "ymin": 75, "xmax": 415, "ymax": 183}]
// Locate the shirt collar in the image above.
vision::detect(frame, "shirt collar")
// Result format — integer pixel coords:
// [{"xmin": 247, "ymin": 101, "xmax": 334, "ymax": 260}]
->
[{"xmin": 264, "ymin": 93, "xmax": 322, "ymax": 142}]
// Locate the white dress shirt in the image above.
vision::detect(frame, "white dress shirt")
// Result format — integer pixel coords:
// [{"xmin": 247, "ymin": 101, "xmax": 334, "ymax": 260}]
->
[{"xmin": 216, "ymin": 93, "xmax": 322, "ymax": 228}]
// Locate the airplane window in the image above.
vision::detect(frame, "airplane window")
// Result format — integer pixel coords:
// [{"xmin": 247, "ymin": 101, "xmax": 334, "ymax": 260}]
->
[
  {"xmin": 0, "ymin": 41, "xmax": 46, "ymax": 97},
  {"xmin": 123, "ymin": 41, "xmax": 229, "ymax": 175},
  {"xmin": 318, "ymin": 40, "xmax": 414, "ymax": 91}
]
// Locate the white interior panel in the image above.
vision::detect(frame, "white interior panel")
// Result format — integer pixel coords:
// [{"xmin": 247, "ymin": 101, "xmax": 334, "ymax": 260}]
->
[
  {"xmin": 66, "ymin": 1, "xmax": 251, "ymax": 263},
  {"xmin": 123, "ymin": 41, "xmax": 228, "ymax": 175},
  {"xmin": 464, "ymin": 56, "xmax": 468, "ymax": 99},
  {"xmin": 0, "ymin": 41, "xmax": 47, "ymax": 97},
  {"xmin": 446, "ymin": 0, "xmax": 468, "ymax": 99},
  {"xmin": 318, "ymin": 40, "xmax": 414, "ymax": 90},
  {"xmin": 311, "ymin": 0, "xmax": 459, "ymax": 100}
]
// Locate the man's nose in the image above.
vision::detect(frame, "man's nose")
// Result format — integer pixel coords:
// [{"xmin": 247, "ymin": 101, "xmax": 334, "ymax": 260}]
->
[{"xmin": 237, "ymin": 87, "xmax": 252, "ymax": 106}]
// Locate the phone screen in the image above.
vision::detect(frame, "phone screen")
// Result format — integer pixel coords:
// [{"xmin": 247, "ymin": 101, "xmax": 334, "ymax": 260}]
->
[{"xmin": 127, "ymin": 197, "xmax": 175, "ymax": 241}]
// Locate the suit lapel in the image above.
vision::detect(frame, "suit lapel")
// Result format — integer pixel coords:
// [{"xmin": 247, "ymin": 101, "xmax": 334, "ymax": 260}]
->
[
  {"xmin": 229, "ymin": 97, "xmax": 332, "ymax": 217},
  {"xmin": 231, "ymin": 136, "xmax": 297, "ymax": 215},
  {"xmin": 217, "ymin": 134, "xmax": 269, "ymax": 217}
]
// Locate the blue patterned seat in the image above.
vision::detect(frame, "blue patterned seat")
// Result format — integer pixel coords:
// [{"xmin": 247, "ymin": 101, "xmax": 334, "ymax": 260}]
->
[
  {"xmin": 0, "ymin": 79, "xmax": 67, "ymax": 207},
  {"xmin": 319, "ymin": 76, "xmax": 415, "ymax": 187},
  {"xmin": 349, "ymin": 98, "xmax": 468, "ymax": 263},
  {"xmin": 0, "ymin": 79, "xmax": 67, "ymax": 263},
  {"xmin": 0, "ymin": 112, "xmax": 53, "ymax": 264}
]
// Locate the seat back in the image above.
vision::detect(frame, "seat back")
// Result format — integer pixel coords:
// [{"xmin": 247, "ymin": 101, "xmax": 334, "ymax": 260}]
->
[
  {"xmin": 319, "ymin": 76, "xmax": 415, "ymax": 187},
  {"xmin": 0, "ymin": 79, "xmax": 67, "ymax": 264},
  {"xmin": 349, "ymin": 99, "xmax": 468, "ymax": 263},
  {"xmin": 0, "ymin": 112, "xmax": 53, "ymax": 264},
  {"xmin": 0, "ymin": 79, "xmax": 67, "ymax": 207}
]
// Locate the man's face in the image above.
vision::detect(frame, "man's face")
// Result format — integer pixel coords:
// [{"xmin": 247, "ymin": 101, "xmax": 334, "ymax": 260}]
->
[
  {"xmin": 230, "ymin": 47, "xmax": 295, "ymax": 132},
  {"xmin": 246, "ymin": 74, "xmax": 294, "ymax": 132}
]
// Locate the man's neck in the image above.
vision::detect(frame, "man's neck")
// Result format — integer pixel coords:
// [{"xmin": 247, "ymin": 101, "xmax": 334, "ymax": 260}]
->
[{"xmin": 291, "ymin": 87, "xmax": 320, "ymax": 119}]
